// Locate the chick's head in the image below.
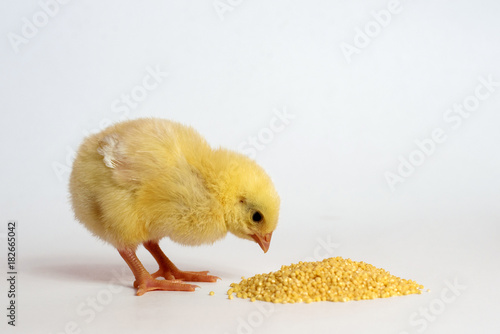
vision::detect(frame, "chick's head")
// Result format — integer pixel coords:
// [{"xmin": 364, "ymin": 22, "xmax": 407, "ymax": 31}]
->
[{"xmin": 216, "ymin": 151, "xmax": 280, "ymax": 253}]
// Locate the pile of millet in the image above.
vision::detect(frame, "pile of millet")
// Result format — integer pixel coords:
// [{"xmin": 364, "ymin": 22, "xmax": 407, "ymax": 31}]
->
[{"xmin": 228, "ymin": 257, "xmax": 423, "ymax": 303}]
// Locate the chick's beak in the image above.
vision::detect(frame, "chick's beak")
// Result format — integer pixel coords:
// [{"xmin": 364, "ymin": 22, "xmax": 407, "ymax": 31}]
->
[{"xmin": 251, "ymin": 232, "xmax": 273, "ymax": 253}]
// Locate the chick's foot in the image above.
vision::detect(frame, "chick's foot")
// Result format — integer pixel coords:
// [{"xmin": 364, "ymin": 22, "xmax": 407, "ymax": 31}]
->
[
  {"xmin": 143, "ymin": 240, "xmax": 220, "ymax": 282},
  {"xmin": 118, "ymin": 248, "xmax": 199, "ymax": 296}
]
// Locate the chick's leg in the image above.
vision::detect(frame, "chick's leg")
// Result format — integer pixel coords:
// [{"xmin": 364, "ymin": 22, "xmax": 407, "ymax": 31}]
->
[
  {"xmin": 118, "ymin": 248, "xmax": 199, "ymax": 296},
  {"xmin": 143, "ymin": 240, "xmax": 219, "ymax": 282}
]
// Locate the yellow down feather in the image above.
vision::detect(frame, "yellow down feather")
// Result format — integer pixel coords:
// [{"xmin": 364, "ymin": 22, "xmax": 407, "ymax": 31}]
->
[{"xmin": 69, "ymin": 118, "xmax": 280, "ymax": 251}]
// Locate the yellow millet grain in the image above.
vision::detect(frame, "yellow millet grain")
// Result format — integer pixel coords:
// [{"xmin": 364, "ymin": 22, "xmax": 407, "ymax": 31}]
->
[{"xmin": 227, "ymin": 257, "xmax": 423, "ymax": 303}]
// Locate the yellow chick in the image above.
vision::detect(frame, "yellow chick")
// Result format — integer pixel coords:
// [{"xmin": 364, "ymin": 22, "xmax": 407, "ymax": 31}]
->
[{"xmin": 69, "ymin": 118, "xmax": 280, "ymax": 296}]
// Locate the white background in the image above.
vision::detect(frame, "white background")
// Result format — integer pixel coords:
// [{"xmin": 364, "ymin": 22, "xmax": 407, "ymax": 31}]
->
[{"xmin": 1, "ymin": 1, "xmax": 499, "ymax": 333}]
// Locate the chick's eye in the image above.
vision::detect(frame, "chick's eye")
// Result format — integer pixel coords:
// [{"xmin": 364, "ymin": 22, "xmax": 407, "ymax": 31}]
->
[{"xmin": 252, "ymin": 211, "xmax": 263, "ymax": 223}]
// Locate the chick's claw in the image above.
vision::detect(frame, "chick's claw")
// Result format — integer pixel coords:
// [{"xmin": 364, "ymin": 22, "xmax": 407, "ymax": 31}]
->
[
  {"xmin": 152, "ymin": 268, "xmax": 220, "ymax": 282},
  {"xmin": 133, "ymin": 278, "xmax": 184, "ymax": 289},
  {"xmin": 178, "ymin": 270, "xmax": 220, "ymax": 282}
]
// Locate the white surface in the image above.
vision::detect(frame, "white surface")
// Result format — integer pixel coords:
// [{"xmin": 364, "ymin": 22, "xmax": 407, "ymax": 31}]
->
[{"xmin": 1, "ymin": 1, "xmax": 499, "ymax": 333}]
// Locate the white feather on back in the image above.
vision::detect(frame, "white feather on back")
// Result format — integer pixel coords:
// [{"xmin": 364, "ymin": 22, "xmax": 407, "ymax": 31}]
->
[{"xmin": 97, "ymin": 134, "xmax": 123, "ymax": 169}]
